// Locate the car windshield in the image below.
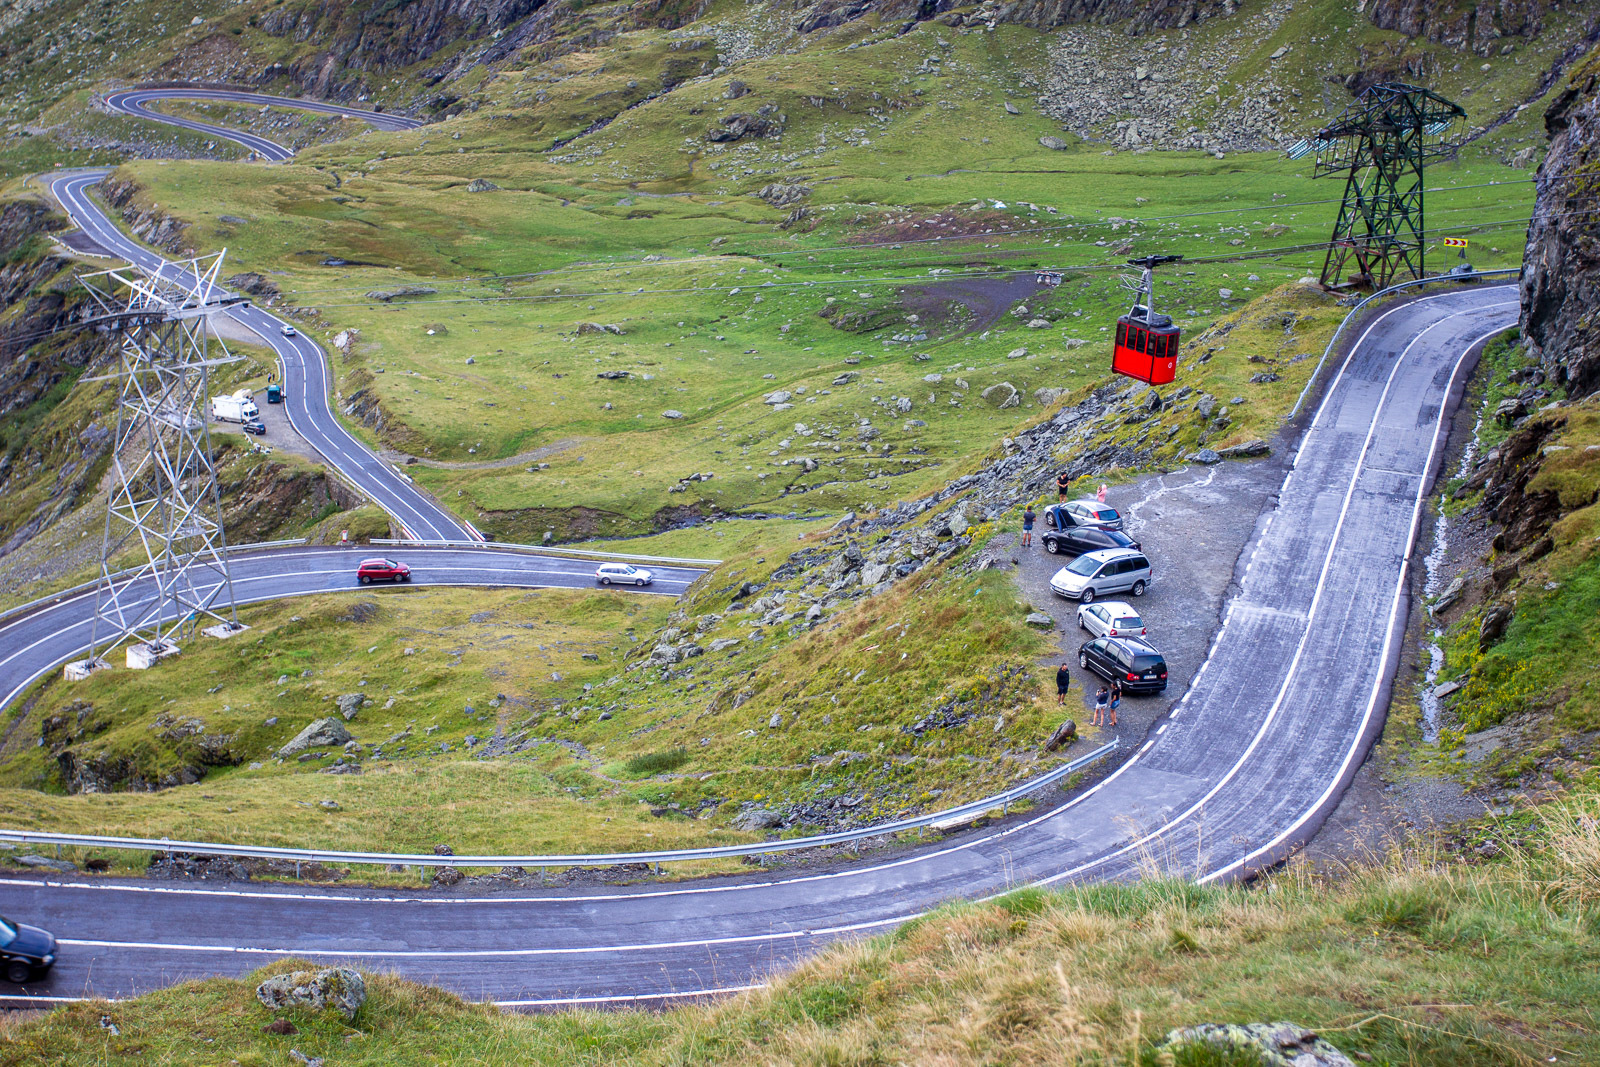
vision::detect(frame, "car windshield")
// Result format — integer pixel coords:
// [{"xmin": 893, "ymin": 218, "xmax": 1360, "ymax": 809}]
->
[
  {"xmin": 1113, "ymin": 615, "xmax": 1144, "ymax": 630},
  {"xmin": 620, "ymin": 565, "xmax": 637, "ymax": 574},
  {"xmin": 1095, "ymin": 507, "xmax": 1121, "ymax": 521},
  {"xmin": 384, "ymin": 560, "xmax": 400, "ymax": 568},
  {"xmin": 1131, "ymin": 654, "xmax": 1164, "ymax": 672},
  {"xmin": 1066, "ymin": 556, "xmax": 1102, "ymax": 576},
  {"xmin": 0, "ymin": 917, "xmax": 14, "ymax": 948}
]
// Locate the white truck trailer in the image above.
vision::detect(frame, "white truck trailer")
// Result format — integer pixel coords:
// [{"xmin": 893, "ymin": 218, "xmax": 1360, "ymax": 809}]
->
[{"xmin": 210, "ymin": 393, "xmax": 260, "ymax": 423}]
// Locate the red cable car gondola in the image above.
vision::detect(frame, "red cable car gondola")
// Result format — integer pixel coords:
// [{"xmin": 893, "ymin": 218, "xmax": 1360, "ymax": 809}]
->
[{"xmin": 1111, "ymin": 254, "xmax": 1183, "ymax": 386}]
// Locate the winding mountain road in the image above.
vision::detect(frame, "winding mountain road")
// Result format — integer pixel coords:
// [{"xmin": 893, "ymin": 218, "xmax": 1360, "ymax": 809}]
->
[
  {"xmin": 102, "ymin": 88, "xmax": 420, "ymax": 162},
  {"xmin": 0, "ymin": 90, "xmax": 1523, "ymax": 1008}
]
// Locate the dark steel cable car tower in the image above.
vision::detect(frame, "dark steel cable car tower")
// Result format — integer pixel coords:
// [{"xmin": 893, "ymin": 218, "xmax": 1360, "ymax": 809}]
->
[{"xmin": 1288, "ymin": 83, "xmax": 1466, "ymax": 291}]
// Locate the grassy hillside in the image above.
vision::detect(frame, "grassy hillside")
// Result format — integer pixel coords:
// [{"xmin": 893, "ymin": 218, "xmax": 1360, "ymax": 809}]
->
[{"xmin": 4, "ymin": 795, "xmax": 1599, "ymax": 1063}]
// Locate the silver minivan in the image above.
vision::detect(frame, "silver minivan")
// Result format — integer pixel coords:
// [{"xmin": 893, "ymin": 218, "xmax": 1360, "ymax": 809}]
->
[{"xmin": 1048, "ymin": 548, "xmax": 1152, "ymax": 603}]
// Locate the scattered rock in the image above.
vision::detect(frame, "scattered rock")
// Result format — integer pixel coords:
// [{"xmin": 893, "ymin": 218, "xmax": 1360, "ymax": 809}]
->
[
  {"xmin": 980, "ymin": 382, "xmax": 1019, "ymax": 409},
  {"xmin": 466, "ymin": 178, "xmax": 501, "ymax": 192},
  {"xmin": 255, "ymin": 967, "xmax": 367, "ymax": 1021},
  {"xmin": 276, "ymin": 718, "xmax": 354, "ymax": 759},
  {"xmin": 1045, "ymin": 720, "xmax": 1077, "ymax": 751},
  {"xmin": 734, "ymin": 806, "xmax": 784, "ymax": 830},
  {"xmin": 661, "ymin": 410, "xmax": 686, "ymax": 419},
  {"xmin": 1039, "ymin": 135, "xmax": 1069, "ymax": 150},
  {"xmin": 1160, "ymin": 1023, "xmax": 1355, "ymax": 1067},
  {"xmin": 334, "ymin": 694, "xmax": 364, "ymax": 721},
  {"xmin": 1479, "ymin": 603, "xmax": 1514, "ymax": 652},
  {"xmin": 1025, "ymin": 612, "xmax": 1055, "ymax": 629},
  {"xmin": 1186, "ymin": 448, "xmax": 1222, "ymax": 465},
  {"xmin": 1216, "ymin": 439, "xmax": 1270, "ymax": 458}
]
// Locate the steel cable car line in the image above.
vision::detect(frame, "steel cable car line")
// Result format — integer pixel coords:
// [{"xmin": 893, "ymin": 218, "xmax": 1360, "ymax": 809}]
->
[{"xmin": 1111, "ymin": 253, "xmax": 1183, "ymax": 386}]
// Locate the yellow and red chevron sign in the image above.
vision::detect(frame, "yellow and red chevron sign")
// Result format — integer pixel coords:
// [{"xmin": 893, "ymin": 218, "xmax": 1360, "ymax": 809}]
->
[{"xmin": 1442, "ymin": 237, "xmax": 1470, "ymax": 248}]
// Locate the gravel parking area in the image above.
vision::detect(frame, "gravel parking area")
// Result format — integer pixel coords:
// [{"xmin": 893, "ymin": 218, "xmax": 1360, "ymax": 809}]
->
[{"xmin": 1012, "ymin": 455, "xmax": 1290, "ymax": 751}]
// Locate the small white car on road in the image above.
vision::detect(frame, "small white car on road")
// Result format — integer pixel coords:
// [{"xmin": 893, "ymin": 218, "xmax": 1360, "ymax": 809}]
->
[
  {"xmin": 280, "ymin": 325, "xmax": 297, "ymax": 337},
  {"xmin": 596, "ymin": 562, "xmax": 653, "ymax": 586},
  {"xmin": 1077, "ymin": 600, "xmax": 1147, "ymax": 639}
]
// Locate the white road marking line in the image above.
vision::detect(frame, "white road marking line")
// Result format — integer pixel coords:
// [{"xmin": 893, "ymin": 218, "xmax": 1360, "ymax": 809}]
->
[{"xmin": 1201, "ymin": 318, "xmax": 1514, "ymax": 882}]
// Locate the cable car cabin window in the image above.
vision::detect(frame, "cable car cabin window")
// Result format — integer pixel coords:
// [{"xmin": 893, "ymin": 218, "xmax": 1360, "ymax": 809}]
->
[
  {"xmin": 1116, "ymin": 322, "xmax": 1127, "ymax": 347},
  {"xmin": 1135, "ymin": 328, "xmax": 1147, "ymax": 354}
]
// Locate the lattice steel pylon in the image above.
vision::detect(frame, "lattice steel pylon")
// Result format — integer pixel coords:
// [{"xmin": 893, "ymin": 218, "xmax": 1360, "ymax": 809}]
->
[
  {"xmin": 75, "ymin": 252, "xmax": 248, "ymax": 672},
  {"xmin": 1292, "ymin": 83, "xmax": 1467, "ymax": 291}
]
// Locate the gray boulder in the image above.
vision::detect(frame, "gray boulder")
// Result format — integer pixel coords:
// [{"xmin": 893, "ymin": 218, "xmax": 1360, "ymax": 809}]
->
[
  {"xmin": 1025, "ymin": 612, "xmax": 1055, "ymax": 629},
  {"xmin": 661, "ymin": 410, "xmax": 686, "ymax": 419},
  {"xmin": 734, "ymin": 806, "xmax": 784, "ymax": 830},
  {"xmin": 980, "ymin": 382, "xmax": 1019, "ymax": 409},
  {"xmin": 1160, "ymin": 1023, "xmax": 1354, "ymax": 1067},
  {"xmin": 1039, "ymin": 135, "xmax": 1069, "ymax": 150},
  {"xmin": 1186, "ymin": 448, "xmax": 1222, "ymax": 465},
  {"xmin": 277, "ymin": 718, "xmax": 353, "ymax": 758},
  {"xmin": 335, "ymin": 694, "xmax": 364, "ymax": 721},
  {"xmin": 466, "ymin": 178, "xmax": 500, "ymax": 192},
  {"xmin": 1217, "ymin": 439, "xmax": 1270, "ymax": 458},
  {"xmin": 256, "ymin": 967, "xmax": 367, "ymax": 1021}
]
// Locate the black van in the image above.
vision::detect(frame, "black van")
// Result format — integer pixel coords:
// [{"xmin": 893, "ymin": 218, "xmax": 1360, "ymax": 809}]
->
[{"xmin": 1078, "ymin": 636, "xmax": 1168, "ymax": 694}]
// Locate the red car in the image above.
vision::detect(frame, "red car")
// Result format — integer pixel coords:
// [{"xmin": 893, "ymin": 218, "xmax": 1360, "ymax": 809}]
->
[{"xmin": 357, "ymin": 558, "xmax": 411, "ymax": 584}]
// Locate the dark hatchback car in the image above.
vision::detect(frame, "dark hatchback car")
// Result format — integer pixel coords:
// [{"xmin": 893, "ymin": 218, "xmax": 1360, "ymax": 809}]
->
[
  {"xmin": 1079, "ymin": 636, "xmax": 1169, "ymax": 694},
  {"xmin": 1042, "ymin": 525, "xmax": 1141, "ymax": 557},
  {"xmin": 0, "ymin": 915, "xmax": 57, "ymax": 983},
  {"xmin": 242, "ymin": 418, "xmax": 267, "ymax": 435},
  {"xmin": 357, "ymin": 558, "xmax": 411, "ymax": 584}
]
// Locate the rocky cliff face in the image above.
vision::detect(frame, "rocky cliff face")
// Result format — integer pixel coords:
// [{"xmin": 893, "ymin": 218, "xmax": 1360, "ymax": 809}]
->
[
  {"xmin": 1521, "ymin": 44, "xmax": 1600, "ymax": 402},
  {"xmin": 1366, "ymin": 0, "xmax": 1552, "ymax": 56},
  {"xmin": 0, "ymin": 199, "xmax": 116, "ymax": 559}
]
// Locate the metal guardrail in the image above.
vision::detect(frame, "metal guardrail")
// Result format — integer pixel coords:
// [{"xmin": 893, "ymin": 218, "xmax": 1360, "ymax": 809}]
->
[
  {"xmin": 0, "ymin": 538, "xmax": 310, "ymax": 628},
  {"xmin": 1289, "ymin": 268, "xmax": 1521, "ymax": 420},
  {"xmin": 371, "ymin": 538, "xmax": 723, "ymax": 568},
  {"xmin": 0, "ymin": 741, "xmax": 1118, "ymax": 870}
]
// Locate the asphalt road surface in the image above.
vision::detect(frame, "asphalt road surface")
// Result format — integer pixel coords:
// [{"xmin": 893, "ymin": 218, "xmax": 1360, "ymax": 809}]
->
[
  {"xmin": 0, "ymin": 545, "xmax": 703, "ymax": 717},
  {"xmin": 0, "ymin": 270, "xmax": 1519, "ymax": 1006},
  {"xmin": 102, "ymin": 88, "xmax": 420, "ymax": 162},
  {"xmin": 46, "ymin": 169, "xmax": 475, "ymax": 542}
]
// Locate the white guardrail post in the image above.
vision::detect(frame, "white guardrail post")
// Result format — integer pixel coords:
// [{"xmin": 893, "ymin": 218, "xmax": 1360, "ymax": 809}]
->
[{"xmin": 0, "ymin": 741, "xmax": 1118, "ymax": 870}]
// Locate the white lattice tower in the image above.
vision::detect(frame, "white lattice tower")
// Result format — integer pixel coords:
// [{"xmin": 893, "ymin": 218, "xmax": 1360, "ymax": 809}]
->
[{"xmin": 77, "ymin": 252, "xmax": 246, "ymax": 667}]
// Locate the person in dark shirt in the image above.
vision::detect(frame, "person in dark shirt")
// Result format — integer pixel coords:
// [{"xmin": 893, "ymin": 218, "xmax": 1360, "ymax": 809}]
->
[
  {"xmin": 1057, "ymin": 471, "xmax": 1072, "ymax": 502},
  {"xmin": 1022, "ymin": 506, "xmax": 1037, "ymax": 548},
  {"xmin": 1056, "ymin": 661, "xmax": 1071, "ymax": 705}
]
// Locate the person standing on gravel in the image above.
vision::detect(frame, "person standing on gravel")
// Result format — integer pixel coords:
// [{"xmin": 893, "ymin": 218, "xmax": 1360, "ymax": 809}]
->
[
  {"xmin": 1108, "ymin": 681, "xmax": 1122, "ymax": 727},
  {"xmin": 1022, "ymin": 506, "xmax": 1037, "ymax": 548},
  {"xmin": 1093, "ymin": 684, "xmax": 1109, "ymax": 727},
  {"xmin": 1057, "ymin": 471, "xmax": 1072, "ymax": 502},
  {"xmin": 1056, "ymin": 661, "xmax": 1071, "ymax": 705}
]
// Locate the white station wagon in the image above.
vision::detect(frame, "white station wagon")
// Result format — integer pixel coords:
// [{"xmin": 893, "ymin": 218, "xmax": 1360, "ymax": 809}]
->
[{"xmin": 596, "ymin": 562, "xmax": 654, "ymax": 587}]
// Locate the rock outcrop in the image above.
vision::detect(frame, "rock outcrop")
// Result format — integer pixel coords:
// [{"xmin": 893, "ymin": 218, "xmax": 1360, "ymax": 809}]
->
[
  {"xmin": 1522, "ymin": 44, "xmax": 1600, "ymax": 402},
  {"xmin": 1366, "ymin": 0, "xmax": 1552, "ymax": 55},
  {"xmin": 255, "ymin": 967, "xmax": 367, "ymax": 1021}
]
